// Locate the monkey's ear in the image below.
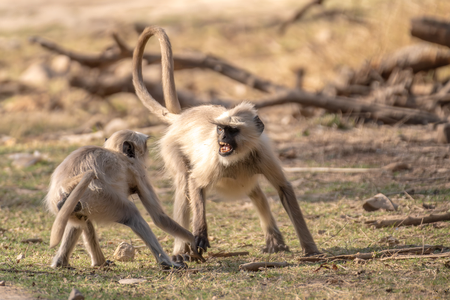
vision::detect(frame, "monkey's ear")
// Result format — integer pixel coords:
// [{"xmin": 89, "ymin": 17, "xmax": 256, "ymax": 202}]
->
[
  {"xmin": 123, "ymin": 141, "xmax": 136, "ymax": 158},
  {"xmin": 254, "ymin": 115, "xmax": 265, "ymax": 135}
]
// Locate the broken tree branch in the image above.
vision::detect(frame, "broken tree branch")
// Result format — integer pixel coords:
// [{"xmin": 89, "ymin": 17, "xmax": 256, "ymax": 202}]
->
[
  {"xmin": 254, "ymin": 89, "xmax": 443, "ymax": 125},
  {"xmin": 279, "ymin": 0, "xmax": 325, "ymax": 35},
  {"xmin": 380, "ymin": 252, "xmax": 450, "ymax": 261},
  {"xmin": 411, "ymin": 17, "xmax": 450, "ymax": 48},
  {"xmin": 299, "ymin": 246, "xmax": 446, "ymax": 262},
  {"xmin": 68, "ymin": 73, "xmax": 207, "ymax": 108},
  {"xmin": 30, "ymin": 34, "xmax": 285, "ymax": 94},
  {"xmin": 29, "ymin": 35, "xmax": 131, "ymax": 69},
  {"xmin": 365, "ymin": 212, "xmax": 450, "ymax": 228},
  {"xmin": 208, "ymin": 251, "xmax": 249, "ymax": 258},
  {"xmin": 353, "ymin": 44, "xmax": 450, "ymax": 84}
]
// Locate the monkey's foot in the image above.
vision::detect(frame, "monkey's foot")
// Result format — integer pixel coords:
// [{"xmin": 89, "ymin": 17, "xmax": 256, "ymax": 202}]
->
[
  {"xmin": 304, "ymin": 247, "xmax": 322, "ymax": 257},
  {"xmin": 160, "ymin": 261, "xmax": 188, "ymax": 270},
  {"xmin": 262, "ymin": 235, "xmax": 290, "ymax": 253},
  {"xmin": 51, "ymin": 256, "xmax": 70, "ymax": 269},
  {"xmin": 262, "ymin": 243, "xmax": 290, "ymax": 253}
]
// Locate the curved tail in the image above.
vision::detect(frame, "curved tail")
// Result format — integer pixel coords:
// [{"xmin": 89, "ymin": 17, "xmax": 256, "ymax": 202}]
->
[
  {"xmin": 49, "ymin": 171, "xmax": 96, "ymax": 248},
  {"xmin": 132, "ymin": 26, "xmax": 181, "ymax": 124}
]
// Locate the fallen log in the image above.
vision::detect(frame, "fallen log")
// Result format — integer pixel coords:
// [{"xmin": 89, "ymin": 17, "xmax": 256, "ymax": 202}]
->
[
  {"xmin": 365, "ymin": 212, "xmax": 450, "ymax": 228},
  {"xmin": 411, "ymin": 17, "xmax": 450, "ymax": 48},
  {"xmin": 239, "ymin": 261, "xmax": 289, "ymax": 272},
  {"xmin": 353, "ymin": 44, "xmax": 450, "ymax": 84},
  {"xmin": 254, "ymin": 89, "xmax": 443, "ymax": 125}
]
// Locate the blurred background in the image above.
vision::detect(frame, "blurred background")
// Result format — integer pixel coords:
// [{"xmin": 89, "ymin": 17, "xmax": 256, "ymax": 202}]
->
[{"xmin": 1, "ymin": 0, "xmax": 449, "ymax": 142}]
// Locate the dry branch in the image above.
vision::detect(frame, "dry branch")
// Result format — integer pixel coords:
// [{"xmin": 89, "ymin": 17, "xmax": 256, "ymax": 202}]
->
[
  {"xmin": 284, "ymin": 167, "xmax": 380, "ymax": 173},
  {"xmin": 299, "ymin": 246, "xmax": 446, "ymax": 262},
  {"xmin": 68, "ymin": 73, "xmax": 205, "ymax": 108},
  {"xmin": 354, "ymin": 44, "xmax": 450, "ymax": 84},
  {"xmin": 365, "ymin": 212, "xmax": 450, "ymax": 228},
  {"xmin": 208, "ymin": 251, "xmax": 249, "ymax": 258},
  {"xmin": 254, "ymin": 89, "xmax": 443, "ymax": 125},
  {"xmin": 411, "ymin": 17, "xmax": 450, "ymax": 48},
  {"xmin": 380, "ymin": 252, "xmax": 450, "ymax": 261},
  {"xmin": 279, "ymin": 0, "xmax": 325, "ymax": 35},
  {"xmin": 239, "ymin": 261, "xmax": 289, "ymax": 272},
  {"xmin": 29, "ymin": 35, "xmax": 131, "ymax": 69},
  {"xmin": 31, "ymin": 34, "xmax": 284, "ymax": 94}
]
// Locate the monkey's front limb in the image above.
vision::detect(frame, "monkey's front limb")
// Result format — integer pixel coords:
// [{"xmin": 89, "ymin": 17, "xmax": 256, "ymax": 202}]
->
[
  {"xmin": 119, "ymin": 203, "xmax": 187, "ymax": 269},
  {"xmin": 262, "ymin": 159, "xmax": 320, "ymax": 256},
  {"xmin": 248, "ymin": 185, "xmax": 290, "ymax": 253},
  {"xmin": 133, "ymin": 167, "xmax": 205, "ymax": 262},
  {"xmin": 188, "ymin": 178, "xmax": 210, "ymax": 254}
]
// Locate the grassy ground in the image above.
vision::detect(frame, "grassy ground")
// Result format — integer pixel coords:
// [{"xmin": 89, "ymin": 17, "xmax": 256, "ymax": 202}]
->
[
  {"xmin": 1, "ymin": 122, "xmax": 450, "ymax": 299},
  {"xmin": 1, "ymin": 0, "xmax": 450, "ymax": 299}
]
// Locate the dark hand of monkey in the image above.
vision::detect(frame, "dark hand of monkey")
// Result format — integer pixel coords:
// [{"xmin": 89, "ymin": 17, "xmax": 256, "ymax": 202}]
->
[
  {"xmin": 194, "ymin": 231, "xmax": 210, "ymax": 255},
  {"xmin": 160, "ymin": 261, "xmax": 188, "ymax": 270},
  {"xmin": 188, "ymin": 243, "xmax": 206, "ymax": 262}
]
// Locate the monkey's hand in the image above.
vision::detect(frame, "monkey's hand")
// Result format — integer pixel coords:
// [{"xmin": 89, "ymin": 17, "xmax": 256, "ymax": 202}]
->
[
  {"xmin": 188, "ymin": 243, "xmax": 206, "ymax": 263},
  {"xmin": 194, "ymin": 232, "xmax": 210, "ymax": 255}
]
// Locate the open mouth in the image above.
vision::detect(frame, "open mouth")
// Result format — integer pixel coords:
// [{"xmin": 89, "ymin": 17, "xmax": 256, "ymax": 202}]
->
[{"xmin": 219, "ymin": 142, "xmax": 234, "ymax": 156}]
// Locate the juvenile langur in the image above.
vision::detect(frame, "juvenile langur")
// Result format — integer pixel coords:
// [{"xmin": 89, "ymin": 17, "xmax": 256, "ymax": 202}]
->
[
  {"xmin": 132, "ymin": 26, "xmax": 320, "ymax": 260},
  {"xmin": 44, "ymin": 129, "xmax": 203, "ymax": 269}
]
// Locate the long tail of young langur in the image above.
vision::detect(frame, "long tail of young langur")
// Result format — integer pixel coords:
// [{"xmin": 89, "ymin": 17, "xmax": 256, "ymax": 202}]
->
[
  {"xmin": 49, "ymin": 170, "xmax": 96, "ymax": 248},
  {"xmin": 132, "ymin": 26, "xmax": 181, "ymax": 123}
]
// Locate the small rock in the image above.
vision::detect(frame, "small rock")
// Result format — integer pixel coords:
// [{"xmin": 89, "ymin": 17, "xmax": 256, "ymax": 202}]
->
[
  {"xmin": 378, "ymin": 236, "xmax": 400, "ymax": 246},
  {"xmin": 8, "ymin": 151, "xmax": 45, "ymax": 168},
  {"xmin": 104, "ymin": 118, "xmax": 129, "ymax": 136},
  {"xmin": 21, "ymin": 238, "xmax": 42, "ymax": 244},
  {"xmin": 19, "ymin": 62, "xmax": 51, "ymax": 87},
  {"xmin": 433, "ymin": 222, "xmax": 449, "ymax": 229},
  {"xmin": 68, "ymin": 288, "xmax": 84, "ymax": 300},
  {"xmin": 0, "ymin": 281, "xmax": 5, "ymax": 286},
  {"xmin": 118, "ymin": 278, "xmax": 147, "ymax": 285},
  {"xmin": 50, "ymin": 55, "xmax": 71, "ymax": 75},
  {"xmin": 422, "ymin": 203, "xmax": 436, "ymax": 210},
  {"xmin": 60, "ymin": 131, "xmax": 105, "ymax": 144},
  {"xmin": 382, "ymin": 162, "xmax": 411, "ymax": 172},
  {"xmin": 437, "ymin": 123, "xmax": 450, "ymax": 144},
  {"xmin": 16, "ymin": 253, "xmax": 25, "ymax": 263},
  {"xmin": 113, "ymin": 242, "xmax": 135, "ymax": 262},
  {"xmin": 363, "ymin": 193, "xmax": 398, "ymax": 212}
]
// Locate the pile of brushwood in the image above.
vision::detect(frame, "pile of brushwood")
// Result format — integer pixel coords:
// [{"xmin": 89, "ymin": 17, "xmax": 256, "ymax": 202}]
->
[{"xmin": 5, "ymin": 15, "xmax": 450, "ymax": 133}]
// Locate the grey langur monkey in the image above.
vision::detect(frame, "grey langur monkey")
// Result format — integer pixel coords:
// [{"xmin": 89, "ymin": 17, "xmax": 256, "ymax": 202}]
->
[
  {"xmin": 44, "ymin": 129, "xmax": 204, "ymax": 269},
  {"xmin": 132, "ymin": 26, "xmax": 320, "ymax": 261}
]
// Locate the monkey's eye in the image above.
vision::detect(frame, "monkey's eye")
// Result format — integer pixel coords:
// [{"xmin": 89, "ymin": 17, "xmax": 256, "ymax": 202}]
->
[
  {"xmin": 217, "ymin": 126, "xmax": 224, "ymax": 134},
  {"xmin": 228, "ymin": 127, "xmax": 239, "ymax": 134}
]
